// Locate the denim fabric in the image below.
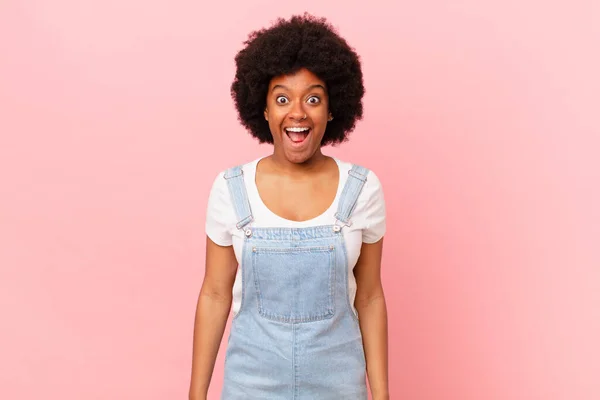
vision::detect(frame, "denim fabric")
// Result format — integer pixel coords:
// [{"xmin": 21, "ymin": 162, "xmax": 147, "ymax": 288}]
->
[{"xmin": 221, "ymin": 164, "xmax": 369, "ymax": 399}]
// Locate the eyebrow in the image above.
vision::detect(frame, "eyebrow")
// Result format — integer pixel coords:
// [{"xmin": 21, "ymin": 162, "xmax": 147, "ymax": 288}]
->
[{"xmin": 271, "ymin": 84, "xmax": 327, "ymax": 92}]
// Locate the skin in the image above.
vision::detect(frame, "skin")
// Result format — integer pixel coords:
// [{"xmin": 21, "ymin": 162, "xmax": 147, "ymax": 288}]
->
[
  {"xmin": 258, "ymin": 68, "xmax": 338, "ymax": 222},
  {"xmin": 189, "ymin": 68, "xmax": 389, "ymax": 400}
]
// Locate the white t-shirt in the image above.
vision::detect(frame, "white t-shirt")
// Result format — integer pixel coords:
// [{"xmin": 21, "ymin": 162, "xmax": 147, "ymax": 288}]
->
[{"xmin": 205, "ymin": 156, "xmax": 386, "ymax": 316}]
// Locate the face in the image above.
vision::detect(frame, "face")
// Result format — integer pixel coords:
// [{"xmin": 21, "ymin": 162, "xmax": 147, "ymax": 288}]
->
[{"xmin": 264, "ymin": 68, "xmax": 332, "ymax": 164}]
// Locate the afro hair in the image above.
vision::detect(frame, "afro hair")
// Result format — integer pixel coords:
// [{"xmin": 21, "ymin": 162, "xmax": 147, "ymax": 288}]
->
[{"xmin": 230, "ymin": 13, "xmax": 365, "ymax": 146}]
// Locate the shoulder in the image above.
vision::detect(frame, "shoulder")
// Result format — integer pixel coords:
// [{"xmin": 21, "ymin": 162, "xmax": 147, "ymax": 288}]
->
[
  {"xmin": 206, "ymin": 157, "xmax": 261, "ymax": 209},
  {"xmin": 205, "ymin": 158, "xmax": 260, "ymax": 246},
  {"xmin": 334, "ymin": 158, "xmax": 384, "ymax": 194},
  {"xmin": 210, "ymin": 157, "xmax": 262, "ymax": 188},
  {"xmin": 335, "ymin": 158, "xmax": 386, "ymax": 243}
]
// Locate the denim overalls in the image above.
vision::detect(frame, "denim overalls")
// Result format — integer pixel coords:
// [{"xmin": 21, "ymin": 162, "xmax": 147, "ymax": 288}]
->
[{"xmin": 220, "ymin": 164, "xmax": 370, "ymax": 399}]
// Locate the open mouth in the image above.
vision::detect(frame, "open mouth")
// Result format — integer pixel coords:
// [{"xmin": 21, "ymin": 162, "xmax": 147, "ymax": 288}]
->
[{"xmin": 285, "ymin": 127, "xmax": 311, "ymax": 144}]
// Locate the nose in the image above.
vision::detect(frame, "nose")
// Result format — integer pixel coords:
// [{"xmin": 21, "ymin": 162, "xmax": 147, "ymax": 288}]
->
[{"xmin": 288, "ymin": 101, "xmax": 306, "ymax": 121}]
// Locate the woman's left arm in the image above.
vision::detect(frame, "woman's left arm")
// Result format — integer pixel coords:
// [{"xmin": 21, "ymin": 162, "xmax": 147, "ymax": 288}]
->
[{"xmin": 354, "ymin": 237, "xmax": 389, "ymax": 400}]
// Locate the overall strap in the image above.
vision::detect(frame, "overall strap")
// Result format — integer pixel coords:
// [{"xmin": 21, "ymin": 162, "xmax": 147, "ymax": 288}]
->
[
  {"xmin": 223, "ymin": 166, "xmax": 254, "ymax": 230},
  {"xmin": 334, "ymin": 164, "xmax": 369, "ymax": 226}
]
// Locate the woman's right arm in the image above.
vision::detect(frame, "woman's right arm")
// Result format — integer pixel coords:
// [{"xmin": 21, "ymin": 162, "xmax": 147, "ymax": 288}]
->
[{"xmin": 189, "ymin": 236, "xmax": 238, "ymax": 400}]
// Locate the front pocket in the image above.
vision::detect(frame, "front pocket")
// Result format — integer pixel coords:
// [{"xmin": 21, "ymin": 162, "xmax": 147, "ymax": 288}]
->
[{"xmin": 252, "ymin": 246, "xmax": 335, "ymax": 323}]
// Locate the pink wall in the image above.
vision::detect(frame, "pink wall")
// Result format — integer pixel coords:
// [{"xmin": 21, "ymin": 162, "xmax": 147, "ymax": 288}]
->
[{"xmin": 1, "ymin": 1, "xmax": 598, "ymax": 399}]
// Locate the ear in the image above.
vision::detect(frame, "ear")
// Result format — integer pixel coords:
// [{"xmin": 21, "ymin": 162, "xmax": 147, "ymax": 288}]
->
[
  {"xmin": 328, "ymin": 113, "xmax": 333, "ymax": 121},
  {"xmin": 264, "ymin": 108, "xmax": 268, "ymax": 121}
]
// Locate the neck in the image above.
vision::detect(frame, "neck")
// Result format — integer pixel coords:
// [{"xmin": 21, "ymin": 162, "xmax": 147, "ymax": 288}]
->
[{"xmin": 269, "ymin": 149, "xmax": 329, "ymax": 175}]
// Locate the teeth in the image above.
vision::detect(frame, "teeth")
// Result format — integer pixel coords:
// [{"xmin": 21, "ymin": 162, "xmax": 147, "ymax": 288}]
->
[{"xmin": 286, "ymin": 127, "xmax": 310, "ymax": 132}]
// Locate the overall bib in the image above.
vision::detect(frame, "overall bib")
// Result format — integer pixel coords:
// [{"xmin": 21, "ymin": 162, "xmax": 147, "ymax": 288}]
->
[{"xmin": 221, "ymin": 164, "xmax": 370, "ymax": 400}]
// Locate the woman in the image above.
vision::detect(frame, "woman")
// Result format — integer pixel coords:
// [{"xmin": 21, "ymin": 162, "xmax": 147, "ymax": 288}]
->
[{"xmin": 189, "ymin": 14, "xmax": 389, "ymax": 400}]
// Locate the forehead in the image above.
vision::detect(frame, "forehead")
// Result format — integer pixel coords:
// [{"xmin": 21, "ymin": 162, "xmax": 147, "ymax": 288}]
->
[{"xmin": 268, "ymin": 68, "xmax": 326, "ymax": 91}]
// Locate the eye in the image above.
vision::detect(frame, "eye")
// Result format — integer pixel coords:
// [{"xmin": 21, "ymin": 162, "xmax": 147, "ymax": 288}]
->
[
  {"xmin": 276, "ymin": 96, "xmax": 289, "ymax": 104},
  {"xmin": 307, "ymin": 96, "xmax": 320, "ymax": 104}
]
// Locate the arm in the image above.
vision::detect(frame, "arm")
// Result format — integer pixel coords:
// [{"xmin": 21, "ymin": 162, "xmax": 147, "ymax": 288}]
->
[
  {"xmin": 354, "ymin": 238, "xmax": 389, "ymax": 400},
  {"xmin": 189, "ymin": 237, "xmax": 238, "ymax": 400}
]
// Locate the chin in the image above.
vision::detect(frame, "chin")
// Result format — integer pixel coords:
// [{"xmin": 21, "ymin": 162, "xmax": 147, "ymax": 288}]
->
[{"xmin": 284, "ymin": 149, "xmax": 317, "ymax": 164}]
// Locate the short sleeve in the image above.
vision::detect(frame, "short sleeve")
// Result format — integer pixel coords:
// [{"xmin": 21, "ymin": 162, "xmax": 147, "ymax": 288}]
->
[
  {"xmin": 361, "ymin": 171, "xmax": 387, "ymax": 243},
  {"xmin": 205, "ymin": 172, "xmax": 236, "ymax": 246}
]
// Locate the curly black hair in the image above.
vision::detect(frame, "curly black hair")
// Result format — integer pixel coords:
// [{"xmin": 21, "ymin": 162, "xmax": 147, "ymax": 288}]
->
[{"xmin": 230, "ymin": 13, "xmax": 365, "ymax": 146}]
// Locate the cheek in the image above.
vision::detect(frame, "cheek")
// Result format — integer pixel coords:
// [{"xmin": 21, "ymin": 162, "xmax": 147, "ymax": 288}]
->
[
  {"xmin": 314, "ymin": 111, "xmax": 330, "ymax": 128},
  {"xmin": 266, "ymin": 115, "xmax": 283, "ymax": 139},
  {"xmin": 266, "ymin": 107, "xmax": 283, "ymax": 122},
  {"xmin": 313, "ymin": 104, "xmax": 329, "ymax": 121}
]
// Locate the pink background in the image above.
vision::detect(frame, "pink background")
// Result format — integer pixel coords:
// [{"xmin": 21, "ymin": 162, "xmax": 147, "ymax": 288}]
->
[{"xmin": 1, "ymin": 1, "xmax": 599, "ymax": 399}]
